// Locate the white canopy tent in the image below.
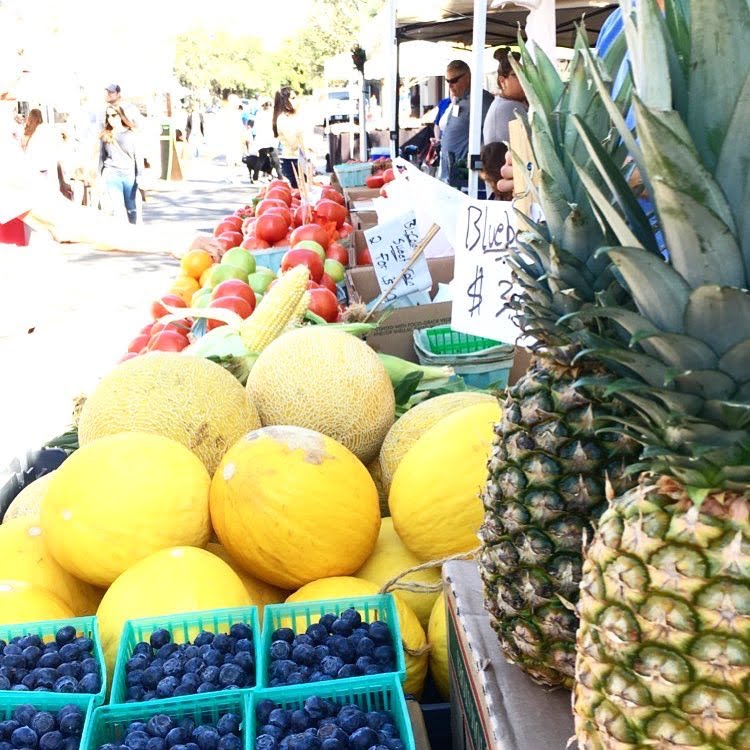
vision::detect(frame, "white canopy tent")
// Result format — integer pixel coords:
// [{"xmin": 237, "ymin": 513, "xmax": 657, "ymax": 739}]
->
[{"xmin": 386, "ymin": 0, "xmax": 618, "ymax": 196}]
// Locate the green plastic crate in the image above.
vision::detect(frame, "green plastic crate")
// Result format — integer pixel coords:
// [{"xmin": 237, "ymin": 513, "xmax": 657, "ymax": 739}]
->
[
  {"xmin": 81, "ymin": 692, "xmax": 249, "ymax": 750},
  {"xmin": 333, "ymin": 162, "xmax": 372, "ymax": 187},
  {"xmin": 0, "ymin": 688, "xmax": 94, "ymax": 717},
  {"xmin": 249, "ymin": 674, "xmax": 414, "ymax": 750},
  {"xmin": 421, "ymin": 325, "xmax": 510, "ymax": 356},
  {"xmin": 0, "ymin": 616, "xmax": 107, "ymax": 707},
  {"xmin": 258, "ymin": 595, "xmax": 405, "ymax": 690},
  {"xmin": 110, "ymin": 606, "xmax": 260, "ymax": 705}
]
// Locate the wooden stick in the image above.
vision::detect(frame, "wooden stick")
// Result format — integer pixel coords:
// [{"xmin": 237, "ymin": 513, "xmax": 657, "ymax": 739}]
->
[{"xmin": 363, "ymin": 223, "xmax": 440, "ymax": 322}]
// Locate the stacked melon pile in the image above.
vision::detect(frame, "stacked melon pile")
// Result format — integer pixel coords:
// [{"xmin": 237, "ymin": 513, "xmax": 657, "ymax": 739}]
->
[{"xmin": 1, "ymin": 324, "xmax": 500, "ymax": 700}]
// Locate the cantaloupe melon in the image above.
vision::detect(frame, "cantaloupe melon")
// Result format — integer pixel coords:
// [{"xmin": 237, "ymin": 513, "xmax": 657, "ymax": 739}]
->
[
  {"xmin": 389, "ymin": 401, "xmax": 501, "ymax": 561},
  {"xmin": 206, "ymin": 543, "xmax": 289, "ymax": 618},
  {"xmin": 0, "ymin": 517, "xmax": 101, "ymax": 615},
  {"xmin": 287, "ymin": 576, "xmax": 428, "ymax": 696},
  {"xmin": 379, "ymin": 392, "xmax": 497, "ymax": 494},
  {"xmin": 246, "ymin": 327, "xmax": 394, "ymax": 463},
  {"xmin": 78, "ymin": 353, "xmax": 261, "ymax": 475},
  {"xmin": 97, "ymin": 546, "xmax": 252, "ymax": 670},
  {"xmin": 210, "ymin": 426, "xmax": 380, "ymax": 589},
  {"xmin": 3, "ymin": 472, "xmax": 56, "ymax": 522},
  {"xmin": 428, "ymin": 592, "xmax": 449, "ymax": 700},
  {"xmin": 0, "ymin": 580, "xmax": 74, "ymax": 624},
  {"xmin": 355, "ymin": 517, "xmax": 441, "ymax": 628},
  {"xmin": 42, "ymin": 432, "xmax": 211, "ymax": 588}
]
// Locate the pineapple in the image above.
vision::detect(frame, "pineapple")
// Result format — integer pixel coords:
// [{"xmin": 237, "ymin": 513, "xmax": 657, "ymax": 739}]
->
[
  {"xmin": 571, "ymin": 1, "xmax": 750, "ymax": 747},
  {"xmin": 478, "ymin": 31, "xmax": 656, "ymax": 688}
]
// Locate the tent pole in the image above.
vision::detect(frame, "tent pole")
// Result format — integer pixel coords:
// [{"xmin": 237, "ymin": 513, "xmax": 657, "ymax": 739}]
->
[
  {"xmin": 387, "ymin": 0, "xmax": 399, "ymax": 159},
  {"xmin": 525, "ymin": 0, "xmax": 557, "ymax": 60},
  {"xmin": 468, "ymin": 0, "xmax": 487, "ymax": 199}
]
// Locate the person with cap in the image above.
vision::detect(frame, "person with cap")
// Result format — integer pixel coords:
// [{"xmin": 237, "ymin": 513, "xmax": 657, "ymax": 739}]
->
[
  {"xmin": 104, "ymin": 84, "xmax": 140, "ymax": 128},
  {"xmin": 252, "ymin": 96, "xmax": 282, "ymax": 182},
  {"xmin": 438, "ymin": 59, "xmax": 493, "ymax": 187}
]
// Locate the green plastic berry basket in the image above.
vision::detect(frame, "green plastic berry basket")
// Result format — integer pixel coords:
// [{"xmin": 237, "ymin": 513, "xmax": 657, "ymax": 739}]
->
[
  {"xmin": 333, "ymin": 162, "xmax": 372, "ymax": 188},
  {"xmin": 0, "ymin": 616, "xmax": 107, "ymax": 707},
  {"xmin": 110, "ymin": 606, "xmax": 260, "ymax": 706},
  {"xmin": 0, "ymin": 689, "xmax": 94, "ymax": 719},
  {"xmin": 81, "ymin": 691, "xmax": 250, "ymax": 750},
  {"xmin": 249, "ymin": 673, "xmax": 415, "ymax": 750},
  {"xmin": 258, "ymin": 594, "xmax": 406, "ymax": 690}
]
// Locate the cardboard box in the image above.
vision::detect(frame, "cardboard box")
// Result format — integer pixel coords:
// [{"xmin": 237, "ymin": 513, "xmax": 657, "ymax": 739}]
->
[
  {"xmin": 349, "ymin": 230, "xmax": 369, "ymax": 267},
  {"xmin": 351, "ymin": 210, "xmax": 378, "ymax": 231},
  {"xmin": 345, "ymin": 257, "xmax": 454, "ymax": 362},
  {"xmin": 444, "ymin": 561, "xmax": 577, "ymax": 750},
  {"xmin": 343, "ymin": 186, "xmax": 381, "ymax": 204}
]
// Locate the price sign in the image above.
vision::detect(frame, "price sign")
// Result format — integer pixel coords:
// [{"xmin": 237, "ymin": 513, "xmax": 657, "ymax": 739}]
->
[
  {"xmin": 364, "ymin": 210, "xmax": 433, "ymax": 302},
  {"xmin": 451, "ymin": 199, "xmax": 521, "ymax": 343}
]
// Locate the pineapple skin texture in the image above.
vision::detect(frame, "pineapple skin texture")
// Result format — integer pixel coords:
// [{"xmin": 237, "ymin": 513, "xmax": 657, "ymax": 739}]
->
[
  {"xmin": 479, "ymin": 361, "xmax": 639, "ymax": 688},
  {"xmin": 574, "ymin": 476, "xmax": 750, "ymax": 750}
]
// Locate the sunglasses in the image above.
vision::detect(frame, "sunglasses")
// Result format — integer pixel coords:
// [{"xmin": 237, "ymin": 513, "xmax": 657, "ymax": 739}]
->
[
  {"xmin": 446, "ymin": 73, "xmax": 465, "ymax": 85},
  {"xmin": 106, "ymin": 111, "xmax": 119, "ymax": 118}
]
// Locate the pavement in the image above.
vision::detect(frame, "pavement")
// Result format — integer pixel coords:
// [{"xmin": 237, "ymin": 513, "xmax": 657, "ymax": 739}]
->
[{"xmin": 0, "ymin": 158, "xmax": 260, "ymax": 465}]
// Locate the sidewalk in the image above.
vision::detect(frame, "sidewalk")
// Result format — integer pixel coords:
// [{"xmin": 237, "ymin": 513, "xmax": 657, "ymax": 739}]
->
[{"xmin": 0, "ymin": 159, "xmax": 258, "ymax": 464}]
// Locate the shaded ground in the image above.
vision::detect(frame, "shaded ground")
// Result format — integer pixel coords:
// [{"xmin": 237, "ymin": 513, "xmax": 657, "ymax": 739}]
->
[{"xmin": 0, "ymin": 160, "xmax": 257, "ymax": 464}]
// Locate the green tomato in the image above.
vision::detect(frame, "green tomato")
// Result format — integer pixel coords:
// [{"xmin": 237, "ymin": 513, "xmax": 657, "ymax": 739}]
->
[
  {"xmin": 323, "ymin": 258, "xmax": 346, "ymax": 283},
  {"xmin": 221, "ymin": 247, "xmax": 256, "ymax": 275},
  {"xmin": 293, "ymin": 240, "xmax": 325, "ymax": 261}
]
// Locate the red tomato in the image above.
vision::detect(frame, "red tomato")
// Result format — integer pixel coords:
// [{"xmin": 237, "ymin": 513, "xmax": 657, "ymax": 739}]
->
[
  {"xmin": 151, "ymin": 294, "xmax": 187, "ymax": 320},
  {"xmin": 273, "ymin": 236, "xmax": 292, "ymax": 247},
  {"xmin": 382, "ymin": 168, "xmax": 396, "ymax": 183},
  {"xmin": 314, "ymin": 199, "xmax": 348, "ymax": 228},
  {"xmin": 212, "ymin": 280, "xmax": 257, "ymax": 307},
  {"xmin": 306, "ymin": 280, "xmax": 320, "ymax": 289},
  {"xmin": 292, "ymin": 204, "xmax": 315, "ymax": 228},
  {"xmin": 119, "ymin": 352, "xmax": 140, "ymax": 363},
  {"xmin": 291, "ymin": 188, "xmax": 301, "ymax": 199},
  {"xmin": 365, "ymin": 174, "xmax": 385, "ymax": 189},
  {"xmin": 325, "ymin": 242, "xmax": 349, "ymax": 266},
  {"xmin": 255, "ymin": 198, "xmax": 288, "ymax": 216},
  {"xmin": 148, "ymin": 330, "xmax": 190, "ymax": 352},
  {"xmin": 307, "ymin": 287, "xmax": 339, "ymax": 322},
  {"xmin": 290, "ymin": 223, "xmax": 329, "ymax": 250},
  {"xmin": 216, "ymin": 231, "xmax": 243, "ymax": 251},
  {"xmin": 151, "ymin": 318, "xmax": 192, "ymax": 336},
  {"xmin": 234, "ymin": 206, "xmax": 254, "ymax": 219},
  {"xmin": 319, "ymin": 273, "xmax": 337, "ymax": 295},
  {"xmin": 356, "ymin": 246, "xmax": 373, "ymax": 266},
  {"xmin": 265, "ymin": 206, "xmax": 292, "ymax": 227},
  {"xmin": 270, "ymin": 179, "xmax": 290, "ymax": 190},
  {"xmin": 241, "ymin": 236, "xmax": 271, "ymax": 250},
  {"xmin": 281, "ymin": 248, "xmax": 324, "ymax": 282},
  {"xmin": 139, "ymin": 321, "xmax": 155, "ymax": 334},
  {"xmin": 127, "ymin": 333, "xmax": 151, "ymax": 353},
  {"xmin": 241, "ymin": 217, "xmax": 256, "ymax": 235},
  {"xmin": 207, "ymin": 295, "xmax": 255, "ymax": 330},
  {"xmin": 214, "ymin": 218, "xmax": 241, "ymax": 236},
  {"xmin": 255, "ymin": 213, "xmax": 290, "ymax": 244},
  {"xmin": 265, "ymin": 188, "xmax": 292, "ymax": 206},
  {"xmin": 320, "ymin": 187, "xmax": 345, "ymax": 205},
  {"xmin": 338, "ymin": 222, "xmax": 353, "ymax": 238}
]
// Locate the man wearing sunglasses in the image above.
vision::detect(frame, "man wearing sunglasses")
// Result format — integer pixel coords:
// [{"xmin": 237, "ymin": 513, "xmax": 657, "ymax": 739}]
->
[{"xmin": 439, "ymin": 60, "xmax": 493, "ymax": 187}]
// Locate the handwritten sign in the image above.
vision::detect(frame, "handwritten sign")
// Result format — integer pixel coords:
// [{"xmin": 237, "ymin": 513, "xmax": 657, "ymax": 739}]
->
[
  {"xmin": 364, "ymin": 211, "xmax": 433, "ymax": 303},
  {"xmin": 451, "ymin": 199, "xmax": 521, "ymax": 343}
]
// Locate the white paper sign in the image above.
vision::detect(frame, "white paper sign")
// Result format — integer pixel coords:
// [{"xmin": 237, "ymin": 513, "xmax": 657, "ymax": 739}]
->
[
  {"xmin": 451, "ymin": 199, "xmax": 521, "ymax": 343},
  {"xmin": 364, "ymin": 211, "xmax": 433, "ymax": 302}
]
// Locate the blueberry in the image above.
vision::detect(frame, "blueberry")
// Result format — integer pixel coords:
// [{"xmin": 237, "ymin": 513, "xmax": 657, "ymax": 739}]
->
[
  {"xmin": 196, "ymin": 682, "xmax": 217, "ymax": 694},
  {"xmin": 10, "ymin": 684, "xmax": 30, "ymax": 692},
  {"xmin": 270, "ymin": 629, "xmax": 294, "ymax": 644},
  {"xmin": 21, "ymin": 674, "xmax": 36, "ymax": 690},
  {"xmin": 126, "ymin": 686, "xmax": 145, "ymax": 701},
  {"xmin": 320, "ymin": 657, "xmax": 344, "ymax": 678},
  {"xmin": 156, "ymin": 644, "xmax": 178, "ymax": 661},
  {"xmin": 145, "ymin": 715, "xmax": 174, "ymax": 738},
  {"xmin": 36, "ymin": 668, "xmax": 61, "ymax": 689},
  {"xmin": 364, "ymin": 665, "xmax": 381, "ymax": 676},
  {"xmin": 58, "ymin": 663, "xmax": 83, "ymax": 681},
  {"xmin": 285, "ymin": 672, "xmax": 303, "ymax": 685},
  {"xmin": 12, "ymin": 706, "xmax": 36, "ymax": 727},
  {"xmin": 210, "ymin": 635, "xmax": 231, "ymax": 655},
  {"xmin": 58, "ymin": 644, "xmax": 80, "ymax": 662},
  {"xmin": 81, "ymin": 658, "xmax": 99, "ymax": 675},
  {"xmin": 292, "ymin": 635, "xmax": 313, "ymax": 648},
  {"xmin": 347, "ymin": 630, "xmax": 366, "ymax": 647},
  {"xmin": 39, "ymin": 731, "xmax": 65, "ymax": 750},
  {"xmin": 75, "ymin": 638, "xmax": 93, "ymax": 655},
  {"xmin": 336, "ymin": 706, "xmax": 367, "ymax": 734},
  {"xmin": 21, "ymin": 646, "xmax": 41, "ymax": 669},
  {"xmin": 291, "ymin": 645, "xmax": 315, "ymax": 667},
  {"xmin": 269, "ymin": 641, "xmax": 291, "ymax": 661},
  {"xmin": 0, "ymin": 676, "xmax": 9, "ymax": 690},
  {"xmin": 142, "ymin": 691, "xmax": 157, "ymax": 701},
  {"xmin": 171, "ymin": 686, "xmax": 192, "ymax": 697},
  {"xmin": 368, "ymin": 622, "xmax": 390, "ymax": 644},
  {"xmin": 305, "ymin": 624, "xmax": 327, "ymax": 646},
  {"xmin": 348, "ymin": 727, "xmax": 377, "ymax": 750},
  {"xmin": 126, "ymin": 670, "xmax": 145, "ymax": 688},
  {"xmin": 234, "ymin": 638, "xmax": 253, "ymax": 654},
  {"xmin": 191, "ymin": 727, "xmax": 219, "ymax": 750},
  {"xmin": 36, "ymin": 651, "xmax": 63, "ymax": 670},
  {"xmin": 156, "ymin": 676, "xmax": 179, "ymax": 698},
  {"xmin": 215, "ymin": 715, "xmax": 239, "ymax": 738},
  {"xmin": 126, "ymin": 655, "xmax": 150, "ymax": 673},
  {"xmin": 269, "ymin": 660, "xmax": 296, "ymax": 681},
  {"xmin": 4, "ymin": 645, "xmax": 22, "ymax": 656},
  {"xmin": 218, "ymin": 664, "xmax": 245, "ymax": 688},
  {"xmin": 55, "ymin": 627, "xmax": 77, "ymax": 646},
  {"xmin": 31, "ymin": 713, "xmax": 55, "ymax": 736},
  {"xmin": 227, "ymin": 623, "xmax": 250, "ymax": 641},
  {"xmin": 232, "ymin": 651, "xmax": 254, "ymax": 676},
  {"xmin": 60, "ymin": 738, "xmax": 79, "ymax": 750},
  {"xmin": 354, "ymin": 637, "xmax": 374, "ymax": 658},
  {"xmin": 202, "ymin": 650, "xmax": 223, "ymax": 668},
  {"xmin": 326, "ymin": 637, "xmax": 353, "ymax": 663},
  {"xmin": 185, "ymin": 743, "xmax": 200, "ymax": 750},
  {"xmin": 255, "ymin": 701, "xmax": 277, "ymax": 727},
  {"xmin": 129, "ymin": 723, "xmax": 147, "ymax": 734},
  {"xmin": 0, "ymin": 721, "xmax": 19, "ymax": 740},
  {"xmin": 181, "ymin": 657, "xmax": 201, "ymax": 675},
  {"xmin": 216, "ymin": 737, "xmax": 240, "ymax": 750},
  {"xmin": 373, "ymin": 645, "xmax": 395, "ymax": 667},
  {"xmin": 77, "ymin": 673, "xmax": 100, "ymax": 694},
  {"xmin": 181, "ymin": 673, "xmax": 200, "ymax": 690},
  {"xmin": 289, "ymin": 710, "xmax": 309, "ymax": 733},
  {"xmin": 300, "ymin": 696, "xmax": 326, "ymax": 720},
  {"xmin": 318, "ymin": 615, "xmax": 336, "ymax": 632},
  {"xmin": 200, "ymin": 666, "xmax": 220, "ymax": 684},
  {"xmin": 177, "ymin": 720, "xmax": 195, "ymax": 737},
  {"xmin": 146, "ymin": 739, "xmax": 165, "ymax": 750},
  {"xmin": 319, "ymin": 741, "xmax": 344, "ymax": 750},
  {"xmin": 95, "ymin": 744, "xmax": 118, "ymax": 750},
  {"xmin": 125, "ymin": 731, "xmax": 150, "ymax": 750},
  {"xmin": 329, "ymin": 619, "xmax": 351, "ymax": 637},
  {"xmin": 379, "ymin": 724, "xmax": 397, "ymax": 739},
  {"xmin": 149, "ymin": 630, "xmax": 171, "ymax": 650},
  {"xmin": 193, "ymin": 632, "xmax": 214, "ymax": 647},
  {"xmin": 165, "ymin": 728, "xmax": 188, "ymax": 748},
  {"xmin": 268, "ymin": 709, "xmax": 291, "ymax": 731},
  {"xmin": 336, "ymin": 664, "xmax": 359, "ymax": 679},
  {"xmin": 133, "ymin": 643, "xmax": 152, "ymax": 657},
  {"xmin": 255, "ymin": 736, "xmax": 277, "ymax": 750},
  {"xmin": 11, "ymin": 727, "xmax": 37, "ymax": 748},
  {"xmin": 384, "ymin": 740, "xmax": 404, "ymax": 750},
  {"xmin": 340, "ymin": 609, "xmax": 362, "ymax": 628},
  {"xmin": 257, "ymin": 727, "xmax": 282, "ymax": 743},
  {"xmin": 162, "ymin": 659, "xmax": 183, "ymax": 678}
]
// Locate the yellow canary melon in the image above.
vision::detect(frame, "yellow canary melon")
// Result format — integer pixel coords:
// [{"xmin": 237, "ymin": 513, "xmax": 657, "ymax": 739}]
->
[
  {"xmin": 379, "ymin": 392, "xmax": 497, "ymax": 495},
  {"xmin": 41, "ymin": 432, "xmax": 211, "ymax": 588},
  {"xmin": 3, "ymin": 473, "xmax": 56, "ymax": 522},
  {"xmin": 0, "ymin": 580, "xmax": 74, "ymax": 624},
  {"xmin": 210, "ymin": 426, "xmax": 380, "ymax": 589},
  {"xmin": 78, "ymin": 353, "xmax": 261, "ymax": 475},
  {"xmin": 428, "ymin": 592, "xmax": 449, "ymax": 700},
  {"xmin": 355, "ymin": 517, "xmax": 441, "ymax": 628},
  {"xmin": 287, "ymin": 576, "xmax": 428, "ymax": 696},
  {"xmin": 246, "ymin": 327, "xmax": 394, "ymax": 463},
  {"xmin": 0, "ymin": 517, "xmax": 101, "ymax": 615},
  {"xmin": 206, "ymin": 543, "xmax": 289, "ymax": 619},
  {"xmin": 389, "ymin": 401, "xmax": 501, "ymax": 560},
  {"xmin": 97, "ymin": 546, "xmax": 252, "ymax": 670}
]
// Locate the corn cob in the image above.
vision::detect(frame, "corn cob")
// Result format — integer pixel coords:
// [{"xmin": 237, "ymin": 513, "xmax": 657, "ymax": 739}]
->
[
  {"xmin": 283, "ymin": 290, "xmax": 311, "ymax": 332},
  {"xmin": 239, "ymin": 265, "xmax": 310, "ymax": 352}
]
